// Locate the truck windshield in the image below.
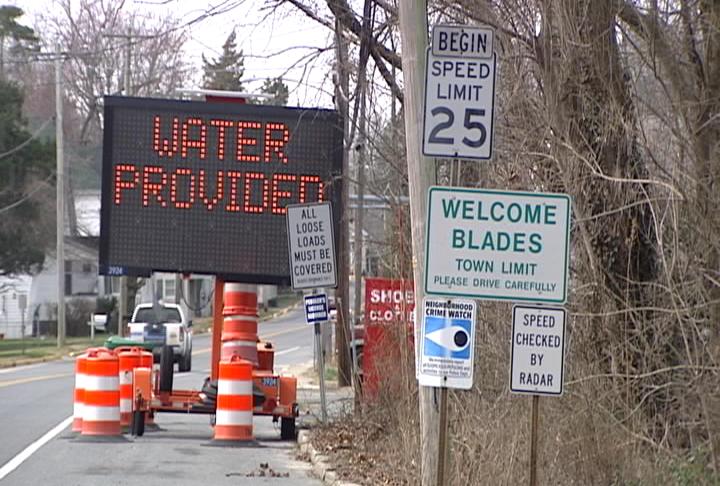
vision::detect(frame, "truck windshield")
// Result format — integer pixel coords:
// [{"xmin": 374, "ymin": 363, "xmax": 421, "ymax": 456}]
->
[{"xmin": 135, "ymin": 307, "xmax": 182, "ymax": 323}]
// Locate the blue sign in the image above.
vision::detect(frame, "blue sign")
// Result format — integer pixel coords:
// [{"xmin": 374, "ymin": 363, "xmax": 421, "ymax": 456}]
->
[
  {"xmin": 423, "ymin": 316, "xmax": 472, "ymax": 360},
  {"xmin": 304, "ymin": 294, "xmax": 328, "ymax": 324},
  {"xmin": 418, "ymin": 297, "xmax": 476, "ymax": 389}
]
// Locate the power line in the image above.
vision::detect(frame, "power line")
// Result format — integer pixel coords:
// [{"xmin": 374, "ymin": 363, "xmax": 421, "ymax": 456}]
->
[
  {"xmin": 0, "ymin": 171, "xmax": 56, "ymax": 215},
  {"xmin": 0, "ymin": 118, "xmax": 54, "ymax": 162},
  {"xmin": 7, "ymin": 0, "xmax": 246, "ymax": 66}
]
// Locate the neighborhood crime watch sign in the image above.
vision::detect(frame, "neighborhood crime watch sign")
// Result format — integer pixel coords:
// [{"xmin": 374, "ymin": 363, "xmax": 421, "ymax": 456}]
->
[
  {"xmin": 511, "ymin": 305, "xmax": 566, "ymax": 396},
  {"xmin": 419, "ymin": 297, "xmax": 477, "ymax": 389},
  {"xmin": 286, "ymin": 202, "xmax": 337, "ymax": 290},
  {"xmin": 425, "ymin": 187, "xmax": 571, "ymax": 303},
  {"xmin": 423, "ymin": 24, "xmax": 496, "ymax": 160},
  {"xmin": 99, "ymin": 96, "xmax": 342, "ymax": 285}
]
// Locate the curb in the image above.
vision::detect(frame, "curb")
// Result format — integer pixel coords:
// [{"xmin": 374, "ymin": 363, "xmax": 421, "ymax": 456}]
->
[
  {"xmin": 298, "ymin": 430, "xmax": 361, "ymax": 486},
  {"xmin": 0, "ymin": 301, "xmax": 303, "ymax": 370},
  {"xmin": 0, "ymin": 351, "xmax": 79, "ymax": 369}
]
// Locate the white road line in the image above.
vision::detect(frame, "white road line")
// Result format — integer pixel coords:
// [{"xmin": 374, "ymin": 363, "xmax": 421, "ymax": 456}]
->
[
  {"xmin": 0, "ymin": 364, "xmax": 42, "ymax": 375},
  {"xmin": 274, "ymin": 346, "xmax": 301, "ymax": 357},
  {"xmin": 0, "ymin": 415, "xmax": 73, "ymax": 481}
]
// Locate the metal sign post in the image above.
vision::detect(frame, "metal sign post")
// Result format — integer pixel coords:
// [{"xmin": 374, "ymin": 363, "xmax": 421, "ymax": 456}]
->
[
  {"xmin": 288, "ymin": 200, "xmax": 338, "ymax": 423},
  {"xmin": 418, "ymin": 296, "xmax": 477, "ymax": 486},
  {"xmin": 529, "ymin": 395, "xmax": 540, "ymax": 486},
  {"xmin": 510, "ymin": 305, "xmax": 566, "ymax": 486},
  {"xmin": 314, "ymin": 322, "xmax": 328, "ymax": 423},
  {"xmin": 304, "ymin": 293, "xmax": 329, "ymax": 422},
  {"xmin": 19, "ymin": 294, "xmax": 26, "ymax": 355}
]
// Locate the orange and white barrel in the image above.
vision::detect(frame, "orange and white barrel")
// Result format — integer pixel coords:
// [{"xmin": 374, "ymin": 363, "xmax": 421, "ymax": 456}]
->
[
  {"xmin": 117, "ymin": 347, "xmax": 153, "ymax": 427},
  {"xmin": 72, "ymin": 354, "xmax": 87, "ymax": 432},
  {"xmin": 221, "ymin": 283, "xmax": 258, "ymax": 365},
  {"xmin": 214, "ymin": 356, "xmax": 253, "ymax": 441},
  {"xmin": 82, "ymin": 349, "xmax": 121, "ymax": 436}
]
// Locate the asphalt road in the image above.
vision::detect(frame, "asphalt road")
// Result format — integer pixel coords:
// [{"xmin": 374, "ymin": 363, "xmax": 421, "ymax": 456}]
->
[{"xmin": 0, "ymin": 306, "xmax": 322, "ymax": 485}]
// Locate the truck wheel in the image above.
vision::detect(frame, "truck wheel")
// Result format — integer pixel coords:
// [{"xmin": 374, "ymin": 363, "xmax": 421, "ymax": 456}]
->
[
  {"xmin": 280, "ymin": 417, "xmax": 296, "ymax": 440},
  {"xmin": 131, "ymin": 410, "xmax": 145, "ymax": 437},
  {"xmin": 178, "ymin": 346, "xmax": 192, "ymax": 372},
  {"xmin": 159, "ymin": 345, "xmax": 174, "ymax": 392}
]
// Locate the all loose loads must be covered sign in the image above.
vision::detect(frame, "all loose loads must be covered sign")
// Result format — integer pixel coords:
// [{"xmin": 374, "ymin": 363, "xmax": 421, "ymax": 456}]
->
[
  {"xmin": 425, "ymin": 187, "xmax": 571, "ymax": 303},
  {"xmin": 286, "ymin": 202, "xmax": 337, "ymax": 290}
]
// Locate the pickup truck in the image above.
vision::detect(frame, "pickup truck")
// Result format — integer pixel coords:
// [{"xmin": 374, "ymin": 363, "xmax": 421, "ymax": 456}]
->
[{"xmin": 126, "ymin": 303, "xmax": 193, "ymax": 372}]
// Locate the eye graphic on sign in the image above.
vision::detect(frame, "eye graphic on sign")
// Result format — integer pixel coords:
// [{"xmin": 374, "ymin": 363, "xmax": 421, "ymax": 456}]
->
[{"xmin": 425, "ymin": 325, "xmax": 470, "ymax": 352}]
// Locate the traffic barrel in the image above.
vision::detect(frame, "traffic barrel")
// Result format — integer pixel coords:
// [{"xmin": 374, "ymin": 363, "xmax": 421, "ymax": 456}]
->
[
  {"xmin": 73, "ymin": 347, "xmax": 110, "ymax": 432},
  {"xmin": 214, "ymin": 356, "xmax": 253, "ymax": 441},
  {"xmin": 82, "ymin": 349, "xmax": 121, "ymax": 436},
  {"xmin": 221, "ymin": 283, "xmax": 258, "ymax": 366},
  {"xmin": 116, "ymin": 347, "xmax": 153, "ymax": 427},
  {"xmin": 72, "ymin": 354, "xmax": 87, "ymax": 432}
]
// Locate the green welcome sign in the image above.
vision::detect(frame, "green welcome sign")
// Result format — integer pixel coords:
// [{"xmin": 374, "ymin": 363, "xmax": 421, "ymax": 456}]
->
[{"xmin": 424, "ymin": 187, "xmax": 571, "ymax": 303}]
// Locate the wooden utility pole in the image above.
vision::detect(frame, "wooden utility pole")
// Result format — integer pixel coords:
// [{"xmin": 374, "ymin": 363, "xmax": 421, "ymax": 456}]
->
[
  {"xmin": 55, "ymin": 47, "xmax": 66, "ymax": 348},
  {"xmin": 398, "ymin": 2, "xmax": 441, "ymax": 484},
  {"xmin": 352, "ymin": 0, "xmax": 373, "ymax": 364},
  {"xmin": 334, "ymin": 19, "xmax": 352, "ymax": 387},
  {"xmin": 106, "ymin": 28, "xmax": 152, "ymax": 337},
  {"xmin": 117, "ymin": 33, "xmax": 131, "ymax": 337},
  {"xmin": 352, "ymin": 87, "xmax": 366, "ymax": 364}
]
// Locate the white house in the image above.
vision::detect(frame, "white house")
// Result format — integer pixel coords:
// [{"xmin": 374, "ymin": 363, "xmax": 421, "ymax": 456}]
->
[
  {"xmin": 0, "ymin": 188, "xmax": 283, "ymax": 339},
  {"xmin": 0, "ymin": 236, "xmax": 104, "ymax": 338}
]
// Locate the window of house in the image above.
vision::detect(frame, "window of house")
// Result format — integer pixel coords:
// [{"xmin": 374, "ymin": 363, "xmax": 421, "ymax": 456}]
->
[
  {"xmin": 65, "ymin": 274, "xmax": 72, "ymax": 296},
  {"xmin": 163, "ymin": 279, "xmax": 176, "ymax": 300},
  {"xmin": 107, "ymin": 276, "xmax": 120, "ymax": 294}
]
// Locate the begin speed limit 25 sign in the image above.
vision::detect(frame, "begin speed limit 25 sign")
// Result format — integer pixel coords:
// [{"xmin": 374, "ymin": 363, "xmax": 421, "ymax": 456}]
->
[{"xmin": 423, "ymin": 24, "xmax": 496, "ymax": 160}]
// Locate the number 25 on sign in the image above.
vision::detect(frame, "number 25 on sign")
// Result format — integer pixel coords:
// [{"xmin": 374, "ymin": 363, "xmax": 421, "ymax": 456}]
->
[{"xmin": 422, "ymin": 24, "xmax": 497, "ymax": 160}]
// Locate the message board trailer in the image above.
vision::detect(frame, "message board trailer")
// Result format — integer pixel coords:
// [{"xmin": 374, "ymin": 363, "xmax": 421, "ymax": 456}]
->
[
  {"xmin": 418, "ymin": 297, "xmax": 477, "ymax": 389},
  {"xmin": 425, "ymin": 186, "xmax": 571, "ymax": 303},
  {"xmin": 286, "ymin": 202, "xmax": 337, "ymax": 290},
  {"xmin": 510, "ymin": 305, "xmax": 566, "ymax": 396},
  {"xmin": 99, "ymin": 96, "xmax": 343, "ymax": 284}
]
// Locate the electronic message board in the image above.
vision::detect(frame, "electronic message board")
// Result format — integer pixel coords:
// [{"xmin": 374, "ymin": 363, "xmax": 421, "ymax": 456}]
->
[{"xmin": 99, "ymin": 96, "xmax": 343, "ymax": 285}]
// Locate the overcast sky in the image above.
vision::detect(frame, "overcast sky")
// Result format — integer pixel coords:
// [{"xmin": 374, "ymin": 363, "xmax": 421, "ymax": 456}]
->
[{"xmin": 22, "ymin": 0, "xmax": 336, "ymax": 107}]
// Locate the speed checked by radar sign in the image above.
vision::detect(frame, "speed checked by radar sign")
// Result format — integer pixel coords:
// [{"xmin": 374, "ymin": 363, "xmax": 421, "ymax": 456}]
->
[
  {"xmin": 511, "ymin": 305, "xmax": 566, "ymax": 395},
  {"xmin": 423, "ymin": 24, "xmax": 496, "ymax": 160}
]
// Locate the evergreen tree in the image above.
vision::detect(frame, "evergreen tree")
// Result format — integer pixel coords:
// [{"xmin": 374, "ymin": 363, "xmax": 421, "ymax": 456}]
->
[
  {"xmin": 0, "ymin": 79, "xmax": 54, "ymax": 277},
  {"xmin": 0, "ymin": 6, "xmax": 39, "ymax": 79},
  {"xmin": 202, "ymin": 30, "xmax": 244, "ymax": 91},
  {"xmin": 259, "ymin": 77, "xmax": 289, "ymax": 106}
]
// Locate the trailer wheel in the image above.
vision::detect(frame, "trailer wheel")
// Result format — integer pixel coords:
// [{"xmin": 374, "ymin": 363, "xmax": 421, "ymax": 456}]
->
[
  {"xmin": 159, "ymin": 345, "xmax": 174, "ymax": 392},
  {"xmin": 131, "ymin": 410, "xmax": 145, "ymax": 437},
  {"xmin": 280, "ymin": 417, "xmax": 296, "ymax": 440},
  {"xmin": 178, "ymin": 344, "xmax": 192, "ymax": 372}
]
